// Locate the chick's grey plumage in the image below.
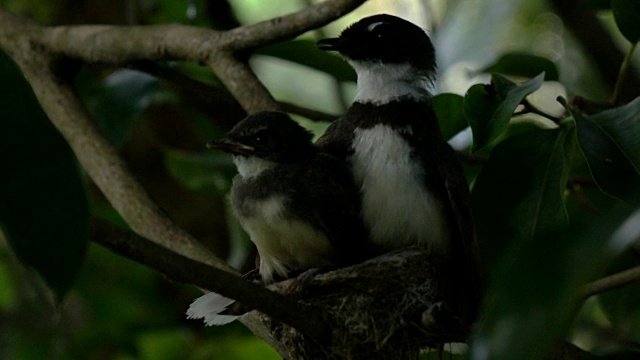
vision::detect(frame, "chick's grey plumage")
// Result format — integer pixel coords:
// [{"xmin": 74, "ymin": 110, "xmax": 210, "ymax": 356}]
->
[
  {"xmin": 316, "ymin": 14, "xmax": 483, "ymax": 323},
  {"xmin": 215, "ymin": 111, "xmax": 369, "ymax": 284},
  {"xmin": 187, "ymin": 111, "xmax": 370, "ymax": 326}
]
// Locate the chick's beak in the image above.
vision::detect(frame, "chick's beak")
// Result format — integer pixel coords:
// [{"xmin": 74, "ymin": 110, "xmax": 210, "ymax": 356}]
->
[
  {"xmin": 316, "ymin": 37, "xmax": 343, "ymax": 51},
  {"xmin": 206, "ymin": 139, "xmax": 254, "ymax": 155}
]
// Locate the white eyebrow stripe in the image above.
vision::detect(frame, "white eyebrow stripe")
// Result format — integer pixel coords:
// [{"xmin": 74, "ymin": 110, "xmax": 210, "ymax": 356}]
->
[{"xmin": 367, "ymin": 21, "xmax": 387, "ymax": 32}]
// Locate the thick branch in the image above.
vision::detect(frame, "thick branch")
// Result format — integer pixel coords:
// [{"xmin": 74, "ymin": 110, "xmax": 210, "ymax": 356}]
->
[
  {"xmin": 14, "ymin": 53, "xmax": 223, "ymax": 270},
  {"xmin": 1, "ymin": 0, "xmax": 367, "ymax": 113},
  {"xmin": 91, "ymin": 220, "xmax": 330, "ymax": 341},
  {"xmin": 0, "ymin": 0, "xmax": 369, "ymax": 346},
  {"xmin": 208, "ymin": 54, "xmax": 279, "ymax": 113},
  {"xmin": 223, "ymin": 0, "xmax": 366, "ymax": 51},
  {"xmin": 0, "ymin": 0, "xmax": 366, "ymax": 264}
]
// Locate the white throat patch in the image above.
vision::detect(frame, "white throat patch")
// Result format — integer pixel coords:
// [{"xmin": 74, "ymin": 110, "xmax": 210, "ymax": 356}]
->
[
  {"xmin": 349, "ymin": 61, "xmax": 432, "ymax": 105},
  {"xmin": 350, "ymin": 124, "xmax": 448, "ymax": 252},
  {"xmin": 233, "ymin": 156, "xmax": 275, "ymax": 179}
]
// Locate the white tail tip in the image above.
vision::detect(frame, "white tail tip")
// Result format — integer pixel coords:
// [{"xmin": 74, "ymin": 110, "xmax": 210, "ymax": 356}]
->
[{"xmin": 186, "ymin": 292, "xmax": 240, "ymax": 326}]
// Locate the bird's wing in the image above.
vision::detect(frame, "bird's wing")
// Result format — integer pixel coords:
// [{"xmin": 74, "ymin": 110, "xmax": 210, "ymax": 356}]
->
[
  {"xmin": 287, "ymin": 154, "xmax": 372, "ymax": 266},
  {"xmin": 315, "ymin": 117, "xmax": 357, "ymax": 161}
]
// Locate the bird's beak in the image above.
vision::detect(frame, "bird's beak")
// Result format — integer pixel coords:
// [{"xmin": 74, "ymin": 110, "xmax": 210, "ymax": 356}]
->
[
  {"xmin": 316, "ymin": 37, "xmax": 342, "ymax": 51},
  {"xmin": 206, "ymin": 139, "xmax": 254, "ymax": 155}
]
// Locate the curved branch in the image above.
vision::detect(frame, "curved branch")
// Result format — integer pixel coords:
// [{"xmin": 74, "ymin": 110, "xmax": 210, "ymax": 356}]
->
[
  {"xmin": 1, "ymin": 0, "xmax": 366, "ymax": 115},
  {"xmin": 0, "ymin": 0, "xmax": 366, "ymax": 264},
  {"xmin": 91, "ymin": 220, "xmax": 330, "ymax": 341},
  {"xmin": 224, "ymin": 0, "xmax": 366, "ymax": 51},
  {"xmin": 583, "ymin": 265, "xmax": 640, "ymax": 298},
  {"xmin": 0, "ymin": 0, "xmax": 369, "ymax": 345},
  {"xmin": 3, "ymin": 45, "xmax": 225, "ymax": 270}
]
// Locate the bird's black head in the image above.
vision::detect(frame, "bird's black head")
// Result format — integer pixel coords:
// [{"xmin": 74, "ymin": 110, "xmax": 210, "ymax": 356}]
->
[
  {"xmin": 207, "ymin": 111, "xmax": 315, "ymax": 163},
  {"xmin": 317, "ymin": 14, "xmax": 436, "ymax": 74}
]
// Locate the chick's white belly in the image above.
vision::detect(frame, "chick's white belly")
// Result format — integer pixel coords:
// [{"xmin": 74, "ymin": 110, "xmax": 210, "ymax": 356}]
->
[
  {"xmin": 350, "ymin": 124, "xmax": 448, "ymax": 251},
  {"xmin": 234, "ymin": 195, "xmax": 334, "ymax": 283}
]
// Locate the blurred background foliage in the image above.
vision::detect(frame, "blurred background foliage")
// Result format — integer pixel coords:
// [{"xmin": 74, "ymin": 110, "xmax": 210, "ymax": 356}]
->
[{"xmin": 0, "ymin": 0, "xmax": 639, "ymax": 359}]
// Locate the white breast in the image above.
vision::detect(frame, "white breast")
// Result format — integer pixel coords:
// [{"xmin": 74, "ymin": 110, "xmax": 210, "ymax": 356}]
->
[
  {"xmin": 350, "ymin": 124, "xmax": 448, "ymax": 252},
  {"xmin": 234, "ymin": 195, "xmax": 334, "ymax": 283}
]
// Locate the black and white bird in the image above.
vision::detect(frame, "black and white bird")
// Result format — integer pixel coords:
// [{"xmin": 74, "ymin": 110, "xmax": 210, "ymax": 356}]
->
[
  {"xmin": 316, "ymin": 14, "xmax": 483, "ymax": 323},
  {"xmin": 187, "ymin": 111, "xmax": 369, "ymax": 325}
]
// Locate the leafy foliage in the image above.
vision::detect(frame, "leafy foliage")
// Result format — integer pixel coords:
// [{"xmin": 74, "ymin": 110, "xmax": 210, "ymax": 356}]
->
[
  {"xmin": 0, "ymin": 51, "xmax": 88, "ymax": 300},
  {"xmin": 433, "ymin": 93, "xmax": 468, "ymax": 140},
  {"xmin": 567, "ymin": 97, "xmax": 640, "ymax": 206},
  {"xmin": 1, "ymin": 1, "xmax": 640, "ymax": 359},
  {"xmin": 464, "ymin": 73, "xmax": 544, "ymax": 151},
  {"xmin": 472, "ymin": 126, "xmax": 574, "ymax": 270},
  {"xmin": 480, "ymin": 51, "xmax": 560, "ymax": 81},
  {"xmin": 612, "ymin": 0, "xmax": 640, "ymax": 43}
]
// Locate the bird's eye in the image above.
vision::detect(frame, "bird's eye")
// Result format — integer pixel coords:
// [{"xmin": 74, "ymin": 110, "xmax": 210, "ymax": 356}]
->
[
  {"xmin": 252, "ymin": 131, "xmax": 270, "ymax": 146},
  {"xmin": 367, "ymin": 21, "xmax": 388, "ymax": 38}
]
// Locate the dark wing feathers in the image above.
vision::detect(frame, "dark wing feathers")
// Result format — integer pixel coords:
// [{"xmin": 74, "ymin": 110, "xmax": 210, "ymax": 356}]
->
[{"xmin": 272, "ymin": 153, "xmax": 370, "ymax": 267}]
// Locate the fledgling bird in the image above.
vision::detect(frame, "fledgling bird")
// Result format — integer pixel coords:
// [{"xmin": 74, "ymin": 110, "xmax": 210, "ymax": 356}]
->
[
  {"xmin": 187, "ymin": 111, "xmax": 369, "ymax": 325},
  {"xmin": 316, "ymin": 14, "xmax": 483, "ymax": 324}
]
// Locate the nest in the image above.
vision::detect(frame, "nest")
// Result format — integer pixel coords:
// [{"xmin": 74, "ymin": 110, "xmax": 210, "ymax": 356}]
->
[{"xmin": 241, "ymin": 248, "xmax": 469, "ymax": 360}]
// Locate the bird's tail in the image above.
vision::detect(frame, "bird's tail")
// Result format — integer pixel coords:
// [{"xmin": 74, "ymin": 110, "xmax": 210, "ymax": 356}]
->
[{"xmin": 186, "ymin": 292, "xmax": 240, "ymax": 326}]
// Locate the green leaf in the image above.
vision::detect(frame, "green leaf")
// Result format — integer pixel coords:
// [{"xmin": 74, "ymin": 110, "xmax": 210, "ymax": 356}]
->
[
  {"xmin": 256, "ymin": 39, "xmax": 356, "ymax": 83},
  {"xmin": 470, "ymin": 206, "xmax": 638, "ymax": 360},
  {"xmin": 465, "ymin": 73, "xmax": 544, "ymax": 151},
  {"xmin": 433, "ymin": 93, "xmax": 468, "ymax": 141},
  {"xmin": 481, "ymin": 52, "xmax": 559, "ymax": 81},
  {"xmin": 612, "ymin": 0, "xmax": 640, "ymax": 43},
  {"xmin": 77, "ymin": 69, "xmax": 173, "ymax": 148},
  {"xmin": 0, "ymin": 51, "xmax": 88, "ymax": 299},
  {"xmin": 137, "ymin": 329, "xmax": 195, "ymax": 360},
  {"xmin": 565, "ymin": 96, "xmax": 640, "ymax": 206},
  {"xmin": 471, "ymin": 126, "xmax": 574, "ymax": 270},
  {"xmin": 164, "ymin": 149, "xmax": 236, "ymax": 195},
  {"xmin": 587, "ymin": 0, "xmax": 612, "ymax": 10}
]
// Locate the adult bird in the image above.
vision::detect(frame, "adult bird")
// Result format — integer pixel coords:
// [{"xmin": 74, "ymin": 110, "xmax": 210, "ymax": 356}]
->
[{"xmin": 316, "ymin": 14, "xmax": 483, "ymax": 325}]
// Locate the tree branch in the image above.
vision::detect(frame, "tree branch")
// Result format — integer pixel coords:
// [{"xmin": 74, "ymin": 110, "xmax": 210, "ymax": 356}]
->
[
  {"xmin": 7, "ymin": 0, "xmax": 366, "ymax": 113},
  {"xmin": 90, "ymin": 220, "xmax": 330, "ymax": 341},
  {"xmin": 222, "ymin": 0, "xmax": 366, "ymax": 51},
  {"xmin": 0, "ymin": 0, "xmax": 368, "ymax": 344},
  {"xmin": 582, "ymin": 265, "xmax": 640, "ymax": 298}
]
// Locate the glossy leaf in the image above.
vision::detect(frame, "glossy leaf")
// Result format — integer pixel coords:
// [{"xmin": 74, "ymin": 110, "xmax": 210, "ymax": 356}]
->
[
  {"xmin": 465, "ymin": 73, "xmax": 544, "ymax": 151},
  {"xmin": 471, "ymin": 126, "xmax": 574, "ymax": 270},
  {"xmin": 164, "ymin": 149, "xmax": 236, "ymax": 195},
  {"xmin": 481, "ymin": 52, "xmax": 559, "ymax": 81},
  {"xmin": 0, "ymin": 51, "xmax": 88, "ymax": 299},
  {"xmin": 566, "ymin": 96, "xmax": 640, "ymax": 206},
  {"xmin": 256, "ymin": 39, "xmax": 356, "ymax": 83},
  {"xmin": 470, "ymin": 206, "xmax": 638, "ymax": 360},
  {"xmin": 78, "ymin": 69, "xmax": 173, "ymax": 148},
  {"xmin": 433, "ymin": 93, "xmax": 468, "ymax": 140},
  {"xmin": 612, "ymin": 0, "xmax": 640, "ymax": 43}
]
